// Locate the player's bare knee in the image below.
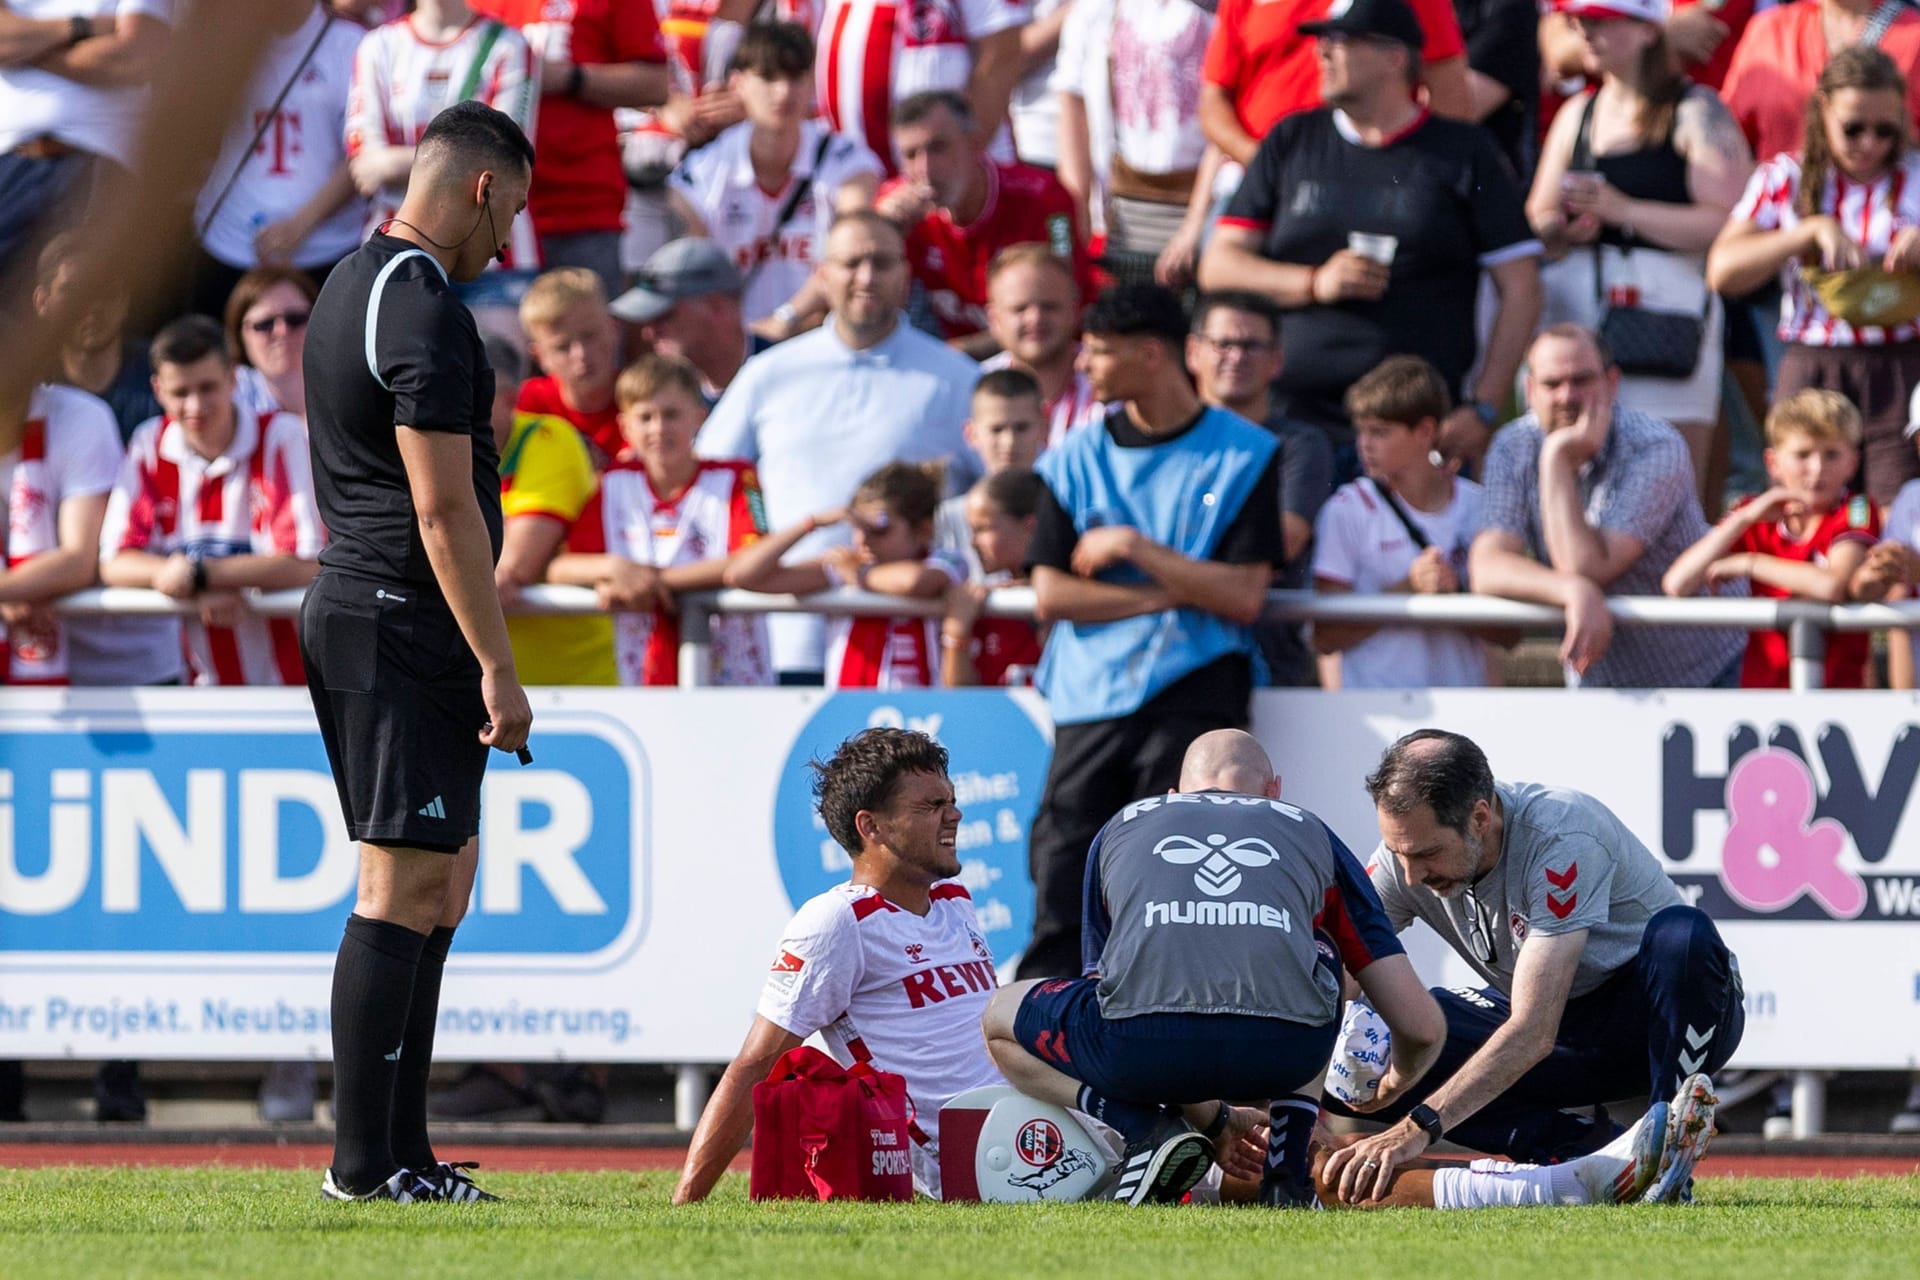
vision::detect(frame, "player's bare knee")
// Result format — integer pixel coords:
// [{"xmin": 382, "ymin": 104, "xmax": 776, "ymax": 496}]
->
[{"xmin": 982, "ymin": 980, "xmax": 1037, "ymax": 1041}]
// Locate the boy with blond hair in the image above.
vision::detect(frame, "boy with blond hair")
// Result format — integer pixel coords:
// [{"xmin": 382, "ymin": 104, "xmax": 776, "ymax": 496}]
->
[
  {"xmin": 549, "ymin": 354, "xmax": 773, "ymax": 685},
  {"xmin": 516, "ymin": 267, "xmax": 623, "ymax": 464},
  {"xmin": 1665, "ymin": 389, "xmax": 1888, "ymax": 688},
  {"xmin": 1312, "ymin": 356, "xmax": 1494, "ymax": 689}
]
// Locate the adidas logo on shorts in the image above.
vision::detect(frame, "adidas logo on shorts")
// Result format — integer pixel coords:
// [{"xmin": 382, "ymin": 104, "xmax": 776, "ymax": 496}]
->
[{"xmin": 417, "ymin": 796, "xmax": 446, "ymax": 820}]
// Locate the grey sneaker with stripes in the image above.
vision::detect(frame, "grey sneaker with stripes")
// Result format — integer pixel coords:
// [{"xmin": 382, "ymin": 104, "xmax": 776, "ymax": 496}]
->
[{"xmin": 1111, "ymin": 1113, "xmax": 1214, "ymax": 1207}]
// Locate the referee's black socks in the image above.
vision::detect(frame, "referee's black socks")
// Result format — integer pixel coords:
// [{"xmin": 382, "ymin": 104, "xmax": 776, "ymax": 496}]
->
[
  {"xmin": 390, "ymin": 925, "xmax": 456, "ymax": 1173},
  {"xmin": 330, "ymin": 914, "xmax": 428, "ymax": 1193}
]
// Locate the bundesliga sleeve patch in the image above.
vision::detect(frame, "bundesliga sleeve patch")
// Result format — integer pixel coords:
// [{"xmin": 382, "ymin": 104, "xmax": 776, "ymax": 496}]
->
[
  {"xmin": 766, "ymin": 947, "xmax": 807, "ymax": 994},
  {"xmin": 1849, "ymin": 494, "xmax": 1871, "ymax": 529}
]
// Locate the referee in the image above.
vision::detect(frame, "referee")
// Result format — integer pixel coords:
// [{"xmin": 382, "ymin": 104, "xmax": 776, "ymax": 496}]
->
[{"xmin": 300, "ymin": 100, "xmax": 534, "ymax": 1204}]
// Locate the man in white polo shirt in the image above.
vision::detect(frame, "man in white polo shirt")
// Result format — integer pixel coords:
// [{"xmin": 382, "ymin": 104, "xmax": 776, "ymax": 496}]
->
[
  {"xmin": 698, "ymin": 209, "xmax": 978, "ymax": 683},
  {"xmin": 0, "ymin": 0, "xmax": 173, "ymax": 280}
]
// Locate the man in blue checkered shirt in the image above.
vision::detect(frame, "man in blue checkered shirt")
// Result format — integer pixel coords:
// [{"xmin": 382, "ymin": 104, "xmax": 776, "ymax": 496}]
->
[{"xmin": 1469, "ymin": 324, "xmax": 1744, "ymax": 688}]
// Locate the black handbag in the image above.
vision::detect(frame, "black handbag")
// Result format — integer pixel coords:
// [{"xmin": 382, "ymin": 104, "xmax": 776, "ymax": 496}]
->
[
  {"xmin": 1595, "ymin": 286, "xmax": 1706, "ymax": 380},
  {"xmin": 1571, "ymin": 94, "xmax": 1708, "ymax": 380}
]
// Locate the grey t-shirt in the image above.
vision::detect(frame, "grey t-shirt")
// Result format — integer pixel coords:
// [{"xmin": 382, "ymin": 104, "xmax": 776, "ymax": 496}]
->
[
  {"xmin": 1086, "ymin": 791, "xmax": 1344, "ymax": 1023},
  {"xmin": 1367, "ymin": 780, "xmax": 1683, "ymax": 998}
]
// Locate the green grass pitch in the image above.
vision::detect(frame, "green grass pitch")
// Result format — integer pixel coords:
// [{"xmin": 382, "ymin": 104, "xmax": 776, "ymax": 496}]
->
[{"xmin": 2, "ymin": 1169, "xmax": 1915, "ymax": 1280}]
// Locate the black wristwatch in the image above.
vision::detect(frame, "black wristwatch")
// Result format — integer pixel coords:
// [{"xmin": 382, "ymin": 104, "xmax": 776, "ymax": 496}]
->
[
  {"xmin": 188, "ymin": 553, "xmax": 209, "ymax": 594},
  {"xmin": 68, "ymin": 15, "xmax": 93, "ymax": 46},
  {"xmin": 1408, "ymin": 1103, "xmax": 1444, "ymax": 1143}
]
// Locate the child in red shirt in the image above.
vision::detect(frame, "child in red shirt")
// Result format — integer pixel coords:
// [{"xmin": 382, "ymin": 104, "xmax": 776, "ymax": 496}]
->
[{"xmin": 1664, "ymin": 389, "xmax": 1889, "ymax": 687}]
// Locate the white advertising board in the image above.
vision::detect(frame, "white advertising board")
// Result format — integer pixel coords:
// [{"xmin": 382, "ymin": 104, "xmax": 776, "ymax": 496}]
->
[{"xmin": 2, "ymin": 687, "xmax": 1915, "ymax": 1068}]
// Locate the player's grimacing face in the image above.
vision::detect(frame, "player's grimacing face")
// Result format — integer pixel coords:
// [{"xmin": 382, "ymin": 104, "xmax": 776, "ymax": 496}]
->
[{"xmin": 871, "ymin": 769, "xmax": 963, "ymax": 881}]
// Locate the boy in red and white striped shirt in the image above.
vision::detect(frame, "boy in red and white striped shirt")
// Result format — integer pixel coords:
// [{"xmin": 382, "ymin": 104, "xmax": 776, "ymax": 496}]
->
[{"xmin": 101, "ymin": 317, "xmax": 325, "ymax": 687}]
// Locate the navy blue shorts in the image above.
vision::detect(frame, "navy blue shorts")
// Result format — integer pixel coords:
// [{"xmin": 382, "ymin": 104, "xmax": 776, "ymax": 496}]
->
[{"xmin": 1013, "ymin": 977, "xmax": 1338, "ymax": 1106}]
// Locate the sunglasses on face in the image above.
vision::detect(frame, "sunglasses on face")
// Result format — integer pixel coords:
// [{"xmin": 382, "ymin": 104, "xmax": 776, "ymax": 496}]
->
[
  {"xmin": 245, "ymin": 309, "xmax": 310, "ymax": 334},
  {"xmin": 1838, "ymin": 120, "xmax": 1901, "ymax": 141}
]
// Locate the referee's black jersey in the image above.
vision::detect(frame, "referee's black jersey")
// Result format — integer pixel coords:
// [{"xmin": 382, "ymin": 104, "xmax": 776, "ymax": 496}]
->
[{"xmin": 303, "ymin": 232, "xmax": 503, "ymax": 592}]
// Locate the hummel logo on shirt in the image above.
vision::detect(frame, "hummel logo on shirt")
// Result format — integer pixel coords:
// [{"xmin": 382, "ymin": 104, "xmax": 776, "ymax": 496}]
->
[{"xmin": 418, "ymin": 796, "xmax": 446, "ymax": 819}]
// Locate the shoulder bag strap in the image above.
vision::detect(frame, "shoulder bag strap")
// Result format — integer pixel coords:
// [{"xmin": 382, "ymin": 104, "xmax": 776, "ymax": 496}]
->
[
  {"xmin": 741, "ymin": 130, "xmax": 837, "ymax": 291},
  {"xmin": 1863, "ymin": 0, "xmax": 1909, "ymax": 47},
  {"xmin": 197, "ymin": 13, "xmax": 338, "ymax": 241},
  {"xmin": 1370, "ymin": 479, "xmax": 1431, "ymax": 551}
]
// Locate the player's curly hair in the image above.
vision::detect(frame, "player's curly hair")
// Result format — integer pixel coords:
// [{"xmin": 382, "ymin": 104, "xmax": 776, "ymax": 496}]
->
[
  {"xmin": 811, "ymin": 728, "xmax": 951, "ymax": 857},
  {"xmin": 1365, "ymin": 729, "xmax": 1495, "ymax": 836}
]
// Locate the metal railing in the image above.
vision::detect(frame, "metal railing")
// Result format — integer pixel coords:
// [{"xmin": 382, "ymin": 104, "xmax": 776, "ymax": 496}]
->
[{"xmin": 50, "ymin": 584, "xmax": 1920, "ymax": 693}]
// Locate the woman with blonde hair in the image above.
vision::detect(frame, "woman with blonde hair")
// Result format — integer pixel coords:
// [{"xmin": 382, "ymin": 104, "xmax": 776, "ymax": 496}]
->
[{"xmin": 1709, "ymin": 45, "xmax": 1920, "ymax": 505}]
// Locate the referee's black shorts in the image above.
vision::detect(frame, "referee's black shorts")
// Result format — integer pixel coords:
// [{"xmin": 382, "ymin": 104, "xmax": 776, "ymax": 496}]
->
[{"xmin": 300, "ymin": 569, "xmax": 488, "ymax": 853}]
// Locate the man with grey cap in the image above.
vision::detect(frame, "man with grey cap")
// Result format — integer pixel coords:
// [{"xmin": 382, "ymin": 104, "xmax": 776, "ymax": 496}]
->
[
  {"xmin": 698, "ymin": 210, "xmax": 979, "ymax": 683},
  {"xmin": 611, "ymin": 237, "xmax": 757, "ymax": 401}
]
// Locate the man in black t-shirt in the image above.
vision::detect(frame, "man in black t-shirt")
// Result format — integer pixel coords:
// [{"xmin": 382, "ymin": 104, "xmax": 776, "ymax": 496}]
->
[
  {"xmin": 300, "ymin": 100, "xmax": 534, "ymax": 1205},
  {"xmin": 1198, "ymin": 0, "xmax": 1541, "ymax": 478},
  {"xmin": 1015, "ymin": 285, "xmax": 1283, "ymax": 981}
]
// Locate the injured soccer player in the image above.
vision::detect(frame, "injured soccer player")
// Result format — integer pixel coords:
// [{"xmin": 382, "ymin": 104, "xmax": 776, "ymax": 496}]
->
[{"xmin": 1311, "ymin": 1001, "xmax": 1719, "ymax": 1208}]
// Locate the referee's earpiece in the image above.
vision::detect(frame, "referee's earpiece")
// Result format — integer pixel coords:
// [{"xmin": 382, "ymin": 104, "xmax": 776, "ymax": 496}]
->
[{"xmin": 481, "ymin": 178, "xmax": 507, "ymax": 266}]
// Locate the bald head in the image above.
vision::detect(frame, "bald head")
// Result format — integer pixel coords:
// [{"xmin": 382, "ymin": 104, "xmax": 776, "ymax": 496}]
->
[{"xmin": 1178, "ymin": 730, "xmax": 1277, "ymax": 797}]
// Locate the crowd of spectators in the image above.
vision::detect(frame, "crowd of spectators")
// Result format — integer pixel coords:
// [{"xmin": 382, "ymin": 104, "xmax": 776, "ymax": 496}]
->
[{"xmin": 8, "ymin": 0, "xmax": 1920, "ymax": 1133}]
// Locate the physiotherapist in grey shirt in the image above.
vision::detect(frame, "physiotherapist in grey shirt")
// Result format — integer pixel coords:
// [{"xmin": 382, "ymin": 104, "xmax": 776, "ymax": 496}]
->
[{"xmin": 1322, "ymin": 728, "xmax": 1744, "ymax": 1204}]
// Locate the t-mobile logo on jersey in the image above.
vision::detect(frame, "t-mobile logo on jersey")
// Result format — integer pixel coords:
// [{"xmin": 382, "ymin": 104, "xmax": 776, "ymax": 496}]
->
[{"xmin": 251, "ymin": 110, "xmax": 307, "ymax": 176}]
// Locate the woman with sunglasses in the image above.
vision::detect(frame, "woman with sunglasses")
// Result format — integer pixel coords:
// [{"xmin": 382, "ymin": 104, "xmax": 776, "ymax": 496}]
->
[
  {"xmin": 223, "ymin": 265, "xmax": 320, "ymax": 424},
  {"xmin": 1527, "ymin": 0, "xmax": 1752, "ymax": 516},
  {"xmin": 1708, "ymin": 46, "xmax": 1920, "ymax": 505}
]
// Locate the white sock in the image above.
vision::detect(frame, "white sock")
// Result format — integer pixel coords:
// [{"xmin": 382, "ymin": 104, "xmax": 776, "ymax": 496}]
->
[{"xmin": 1431, "ymin": 1160, "xmax": 1584, "ymax": 1208}]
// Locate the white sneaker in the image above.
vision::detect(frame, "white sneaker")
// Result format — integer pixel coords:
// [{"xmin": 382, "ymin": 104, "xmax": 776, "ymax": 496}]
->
[
  {"xmin": 1645, "ymin": 1074, "xmax": 1718, "ymax": 1204},
  {"xmin": 1570, "ymin": 1099, "xmax": 1669, "ymax": 1205},
  {"xmin": 321, "ymin": 1167, "xmax": 433, "ymax": 1203}
]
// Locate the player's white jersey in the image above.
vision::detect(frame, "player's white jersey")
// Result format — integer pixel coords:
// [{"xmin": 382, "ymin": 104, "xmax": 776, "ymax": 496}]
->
[
  {"xmin": 815, "ymin": 0, "xmax": 1028, "ymax": 169},
  {"xmin": 669, "ymin": 119, "xmax": 884, "ymax": 324},
  {"xmin": 101, "ymin": 411, "xmax": 324, "ymax": 687},
  {"xmin": 196, "ymin": 6, "xmax": 366, "ymax": 269},
  {"xmin": 346, "ymin": 14, "xmax": 542, "ymax": 267},
  {"xmin": 757, "ymin": 880, "xmax": 1005, "ymax": 1163},
  {"xmin": 1, "ymin": 385, "xmax": 124, "ymax": 684}
]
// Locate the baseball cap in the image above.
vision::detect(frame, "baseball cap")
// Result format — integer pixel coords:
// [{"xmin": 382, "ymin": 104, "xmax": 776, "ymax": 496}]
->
[
  {"xmin": 1555, "ymin": 0, "xmax": 1672, "ymax": 24},
  {"xmin": 609, "ymin": 238, "xmax": 745, "ymax": 323},
  {"xmin": 1298, "ymin": 0, "xmax": 1426, "ymax": 49}
]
